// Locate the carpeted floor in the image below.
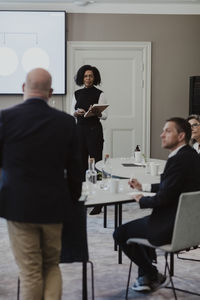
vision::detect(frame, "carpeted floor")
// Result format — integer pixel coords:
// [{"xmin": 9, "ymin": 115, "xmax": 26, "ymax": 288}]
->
[{"xmin": 0, "ymin": 203, "xmax": 199, "ymax": 299}]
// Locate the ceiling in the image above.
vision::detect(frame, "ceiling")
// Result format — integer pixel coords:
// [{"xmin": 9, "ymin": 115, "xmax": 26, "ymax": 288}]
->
[
  {"xmin": 1, "ymin": 0, "xmax": 200, "ymax": 3},
  {"xmin": 0, "ymin": 0, "xmax": 200, "ymax": 14}
]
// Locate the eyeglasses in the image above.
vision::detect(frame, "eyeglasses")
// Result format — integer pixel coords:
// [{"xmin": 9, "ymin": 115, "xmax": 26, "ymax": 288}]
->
[{"xmin": 190, "ymin": 123, "xmax": 200, "ymax": 128}]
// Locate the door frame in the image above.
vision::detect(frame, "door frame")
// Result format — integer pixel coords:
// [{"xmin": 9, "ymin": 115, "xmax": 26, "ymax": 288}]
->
[{"xmin": 66, "ymin": 41, "xmax": 151, "ymax": 158}]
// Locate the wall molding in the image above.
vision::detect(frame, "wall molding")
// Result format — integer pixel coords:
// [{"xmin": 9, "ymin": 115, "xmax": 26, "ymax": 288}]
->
[{"xmin": 0, "ymin": 2, "xmax": 200, "ymax": 14}]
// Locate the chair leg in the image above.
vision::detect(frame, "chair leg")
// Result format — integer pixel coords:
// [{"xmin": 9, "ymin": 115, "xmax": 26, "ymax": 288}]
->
[
  {"xmin": 17, "ymin": 277, "xmax": 20, "ymax": 300},
  {"xmin": 170, "ymin": 253, "xmax": 174, "ymax": 276},
  {"xmin": 88, "ymin": 261, "xmax": 95, "ymax": 300},
  {"xmin": 165, "ymin": 252, "xmax": 200, "ymax": 298},
  {"xmin": 165, "ymin": 254, "xmax": 178, "ymax": 300},
  {"xmin": 125, "ymin": 261, "xmax": 132, "ymax": 300},
  {"xmin": 177, "ymin": 254, "xmax": 200, "ymax": 262},
  {"xmin": 164, "ymin": 253, "xmax": 167, "ymax": 276}
]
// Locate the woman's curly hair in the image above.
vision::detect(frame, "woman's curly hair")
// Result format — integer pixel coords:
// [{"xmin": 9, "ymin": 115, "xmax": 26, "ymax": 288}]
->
[{"xmin": 74, "ymin": 65, "xmax": 101, "ymax": 86}]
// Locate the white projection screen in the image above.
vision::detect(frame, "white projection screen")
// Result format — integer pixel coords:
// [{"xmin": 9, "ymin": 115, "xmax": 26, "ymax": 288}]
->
[{"xmin": 0, "ymin": 10, "xmax": 66, "ymax": 95}]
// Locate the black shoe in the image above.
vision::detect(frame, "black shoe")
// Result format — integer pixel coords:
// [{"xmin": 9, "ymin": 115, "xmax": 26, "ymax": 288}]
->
[
  {"xmin": 89, "ymin": 205, "xmax": 102, "ymax": 215},
  {"xmin": 150, "ymin": 272, "xmax": 169, "ymax": 291},
  {"xmin": 131, "ymin": 275, "xmax": 151, "ymax": 292}
]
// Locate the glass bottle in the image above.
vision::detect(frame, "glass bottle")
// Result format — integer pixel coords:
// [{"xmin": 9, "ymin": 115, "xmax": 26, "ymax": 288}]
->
[
  {"xmin": 134, "ymin": 145, "xmax": 142, "ymax": 163},
  {"xmin": 85, "ymin": 157, "xmax": 97, "ymax": 194},
  {"xmin": 101, "ymin": 154, "xmax": 112, "ymax": 190},
  {"xmin": 135, "ymin": 145, "xmax": 141, "ymax": 152}
]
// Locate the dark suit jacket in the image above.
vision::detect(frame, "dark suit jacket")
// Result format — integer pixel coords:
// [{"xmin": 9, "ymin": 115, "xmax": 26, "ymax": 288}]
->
[
  {"xmin": 0, "ymin": 98, "xmax": 82, "ymax": 223},
  {"xmin": 139, "ymin": 145, "xmax": 200, "ymax": 245}
]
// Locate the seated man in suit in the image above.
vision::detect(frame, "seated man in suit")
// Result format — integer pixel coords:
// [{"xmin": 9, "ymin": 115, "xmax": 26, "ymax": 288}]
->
[{"xmin": 113, "ymin": 117, "xmax": 200, "ymax": 292}]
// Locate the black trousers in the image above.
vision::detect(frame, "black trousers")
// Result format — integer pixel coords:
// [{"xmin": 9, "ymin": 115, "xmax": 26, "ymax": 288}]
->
[
  {"xmin": 77, "ymin": 122, "xmax": 104, "ymax": 178},
  {"xmin": 113, "ymin": 216, "xmax": 158, "ymax": 279}
]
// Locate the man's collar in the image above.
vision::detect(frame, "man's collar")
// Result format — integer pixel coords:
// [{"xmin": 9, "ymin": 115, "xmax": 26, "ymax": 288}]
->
[
  {"xmin": 25, "ymin": 97, "xmax": 48, "ymax": 103},
  {"xmin": 168, "ymin": 144, "xmax": 186, "ymax": 158}
]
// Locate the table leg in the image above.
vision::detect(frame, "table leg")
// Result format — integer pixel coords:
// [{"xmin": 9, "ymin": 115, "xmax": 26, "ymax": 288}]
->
[
  {"xmin": 118, "ymin": 204, "xmax": 122, "ymax": 264},
  {"xmin": 103, "ymin": 205, "xmax": 107, "ymax": 228},
  {"xmin": 82, "ymin": 261, "xmax": 88, "ymax": 300},
  {"xmin": 118, "ymin": 203, "xmax": 122, "ymax": 226},
  {"xmin": 114, "ymin": 204, "xmax": 118, "ymax": 251}
]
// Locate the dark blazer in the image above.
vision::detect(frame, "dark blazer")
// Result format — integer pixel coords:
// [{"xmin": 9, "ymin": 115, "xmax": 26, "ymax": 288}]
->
[
  {"xmin": 0, "ymin": 98, "xmax": 82, "ymax": 223},
  {"xmin": 140, "ymin": 145, "xmax": 200, "ymax": 245}
]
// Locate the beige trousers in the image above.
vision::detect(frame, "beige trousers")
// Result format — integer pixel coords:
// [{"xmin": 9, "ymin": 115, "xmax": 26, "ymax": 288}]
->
[{"xmin": 7, "ymin": 221, "xmax": 63, "ymax": 300}]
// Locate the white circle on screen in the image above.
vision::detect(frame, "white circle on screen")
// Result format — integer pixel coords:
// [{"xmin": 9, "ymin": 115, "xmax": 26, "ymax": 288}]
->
[
  {"xmin": 0, "ymin": 47, "xmax": 19, "ymax": 76},
  {"xmin": 22, "ymin": 47, "xmax": 50, "ymax": 72}
]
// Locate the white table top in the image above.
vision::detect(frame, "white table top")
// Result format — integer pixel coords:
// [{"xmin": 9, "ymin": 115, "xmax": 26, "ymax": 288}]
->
[
  {"xmin": 82, "ymin": 179, "xmax": 155, "ymax": 207},
  {"xmin": 96, "ymin": 157, "xmax": 166, "ymax": 184}
]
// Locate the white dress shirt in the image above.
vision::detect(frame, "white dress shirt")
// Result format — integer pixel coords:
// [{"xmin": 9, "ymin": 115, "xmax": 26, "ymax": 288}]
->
[{"xmin": 193, "ymin": 142, "xmax": 200, "ymax": 154}]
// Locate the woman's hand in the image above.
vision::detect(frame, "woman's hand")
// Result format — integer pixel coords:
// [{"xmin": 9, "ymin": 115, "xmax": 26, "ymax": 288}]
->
[
  {"xmin": 74, "ymin": 108, "xmax": 86, "ymax": 117},
  {"xmin": 91, "ymin": 107, "xmax": 102, "ymax": 117}
]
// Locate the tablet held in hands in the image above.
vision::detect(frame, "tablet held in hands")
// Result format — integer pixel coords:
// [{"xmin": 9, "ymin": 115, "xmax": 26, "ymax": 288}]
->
[{"xmin": 84, "ymin": 104, "xmax": 109, "ymax": 118}]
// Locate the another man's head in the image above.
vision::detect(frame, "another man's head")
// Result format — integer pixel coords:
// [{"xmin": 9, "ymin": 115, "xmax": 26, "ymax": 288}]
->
[
  {"xmin": 22, "ymin": 68, "xmax": 53, "ymax": 101},
  {"xmin": 160, "ymin": 117, "xmax": 191, "ymax": 151}
]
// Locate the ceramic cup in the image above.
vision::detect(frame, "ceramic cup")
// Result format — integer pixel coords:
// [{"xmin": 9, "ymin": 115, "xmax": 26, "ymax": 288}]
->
[
  {"xmin": 150, "ymin": 163, "xmax": 160, "ymax": 176},
  {"xmin": 110, "ymin": 179, "xmax": 119, "ymax": 193}
]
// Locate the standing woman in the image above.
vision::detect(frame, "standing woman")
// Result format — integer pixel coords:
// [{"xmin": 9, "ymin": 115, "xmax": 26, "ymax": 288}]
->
[
  {"xmin": 187, "ymin": 114, "xmax": 200, "ymax": 154},
  {"xmin": 71, "ymin": 65, "xmax": 107, "ymax": 177}
]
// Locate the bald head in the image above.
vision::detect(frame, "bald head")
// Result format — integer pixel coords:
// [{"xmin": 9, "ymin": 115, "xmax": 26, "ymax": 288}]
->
[{"xmin": 23, "ymin": 68, "xmax": 53, "ymax": 101}]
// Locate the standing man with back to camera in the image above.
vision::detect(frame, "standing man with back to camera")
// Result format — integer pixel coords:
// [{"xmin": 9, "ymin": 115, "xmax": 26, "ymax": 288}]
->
[
  {"xmin": 0, "ymin": 68, "xmax": 82, "ymax": 300},
  {"xmin": 114, "ymin": 117, "xmax": 200, "ymax": 293}
]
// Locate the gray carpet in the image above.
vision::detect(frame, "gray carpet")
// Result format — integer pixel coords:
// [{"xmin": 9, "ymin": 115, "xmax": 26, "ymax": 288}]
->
[{"xmin": 0, "ymin": 203, "xmax": 200, "ymax": 299}]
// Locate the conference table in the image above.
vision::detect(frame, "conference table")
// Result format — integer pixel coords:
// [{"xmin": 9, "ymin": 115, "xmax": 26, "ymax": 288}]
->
[
  {"xmin": 95, "ymin": 156, "xmax": 166, "ymax": 227},
  {"xmin": 84, "ymin": 157, "xmax": 166, "ymax": 260},
  {"xmin": 81, "ymin": 157, "xmax": 166, "ymax": 299},
  {"xmin": 83, "ymin": 179, "xmax": 156, "ymax": 257},
  {"xmin": 95, "ymin": 157, "xmax": 166, "ymax": 181}
]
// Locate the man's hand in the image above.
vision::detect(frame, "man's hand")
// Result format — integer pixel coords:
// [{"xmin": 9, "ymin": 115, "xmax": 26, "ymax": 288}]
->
[
  {"xmin": 128, "ymin": 178, "xmax": 142, "ymax": 191},
  {"xmin": 134, "ymin": 194, "xmax": 143, "ymax": 202}
]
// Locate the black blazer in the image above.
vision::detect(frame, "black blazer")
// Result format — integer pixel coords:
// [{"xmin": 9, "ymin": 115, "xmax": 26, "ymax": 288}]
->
[
  {"xmin": 0, "ymin": 98, "xmax": 82, "ymax": 223},
  {"xmin": 140, "ymin": 145, "xmax": 200, "ymax": 245}
]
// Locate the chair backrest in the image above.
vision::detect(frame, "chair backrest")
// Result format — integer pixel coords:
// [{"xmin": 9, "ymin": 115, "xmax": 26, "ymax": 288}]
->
[{"xmin": 171, "ymin": 191, "xmax": 200, "ymax": 252}]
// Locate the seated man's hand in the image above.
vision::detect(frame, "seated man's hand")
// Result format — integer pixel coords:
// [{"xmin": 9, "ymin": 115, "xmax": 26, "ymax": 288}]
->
[
  {"xmin": 134, "ymin": 194, "xmax": 143, "ymax": 202},
  {"xmin": 128, "ymin": 178, "xmax": 142, "ymax": 191}
]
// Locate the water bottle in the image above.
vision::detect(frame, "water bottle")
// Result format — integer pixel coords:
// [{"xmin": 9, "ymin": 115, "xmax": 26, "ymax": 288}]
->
[
  {"xmin": 101, "ymin": 154, "xmax": 112, "ymax": 190},
  {"xmin": 85, "ymin": 157, "xmax": 97, "ymax": 194}
]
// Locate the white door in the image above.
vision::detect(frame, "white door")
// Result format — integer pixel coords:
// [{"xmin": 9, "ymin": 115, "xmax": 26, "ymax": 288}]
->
[{"xmin": 67, "ymin": 41, "xmax": 151, "ymax": 159}]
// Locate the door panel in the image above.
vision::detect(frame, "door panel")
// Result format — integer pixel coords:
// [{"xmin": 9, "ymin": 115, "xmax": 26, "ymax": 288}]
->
[{"xmin": 67, "ymin": 42, "xmax": 151, "ymax": 159}]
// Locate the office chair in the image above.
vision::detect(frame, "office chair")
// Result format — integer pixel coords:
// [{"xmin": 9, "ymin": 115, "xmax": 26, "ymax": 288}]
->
[{"xmin": 125, "ymin": 191, "xmax": 200, "ymax": 300}]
